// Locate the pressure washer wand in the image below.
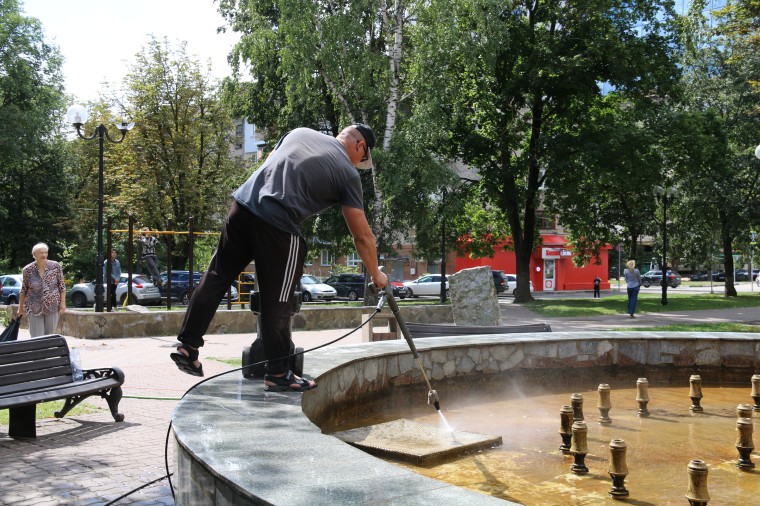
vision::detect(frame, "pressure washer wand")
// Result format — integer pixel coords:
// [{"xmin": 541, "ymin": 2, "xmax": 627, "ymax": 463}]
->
[{"xmin": 380, "ymin": 284, "xmax": 441, "ymax": 411}]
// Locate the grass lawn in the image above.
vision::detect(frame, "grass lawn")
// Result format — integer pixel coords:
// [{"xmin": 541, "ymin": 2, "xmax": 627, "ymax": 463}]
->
[
  {"xmin": 620, "ymin": 322, "xmax": 760, "ymax": 332},
  {"xmin": 527, "ymin": 293, "xmax": 760, "ymax": 318},
  {"xmin": 0, "ymin": 401, "xmax": 105, "ymax": 426}
]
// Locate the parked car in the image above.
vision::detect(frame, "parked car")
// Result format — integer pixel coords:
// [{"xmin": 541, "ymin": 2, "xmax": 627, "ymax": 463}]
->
[
  {"xmin": 159, "ymin": 271, "xmax": 202, "ymax": 305},
  {"xmin": 492, "ymin": 270, "xmax": 508, "ymax": 293},
  {"xmin": 323, "ymin": 273, "xmax": 408, "ymax": 301},
  {"xmin": 69, "ymin": 274, "xmax": 162, "ymax": 308},
  {"xmin": 300, "ymin": 275, "xmax": 337, "ymax": 302},
  {"xmin": 689, "ymin": 271, "xmax": 710, "ymax": 281},
  {"xmin": 734, "ymin": 269, "xmax": 759, "ymax": 281},
  {"xmin": 504, "ymin": 273, "xmax": 534, "ymax": 296},
  {"xmin": 641, "ymin": 270, "xmax": 682, "ymax": 288},
  {"xmin": 403, "ymin": 275, "xmax": 449, "ymax": 298},
  {"xmin": 0, "ymin": 274, "xmax": 23, "ymax": 305}
]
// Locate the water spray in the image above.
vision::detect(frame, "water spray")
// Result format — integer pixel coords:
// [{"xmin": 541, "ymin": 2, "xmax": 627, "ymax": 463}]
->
[{"xmin": 377, "ymin": 284, "xmax": 441, "ymax": 411}]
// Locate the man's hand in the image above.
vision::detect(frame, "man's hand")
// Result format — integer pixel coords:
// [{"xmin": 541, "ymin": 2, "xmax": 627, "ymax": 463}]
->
[{"xmin": 371, "ymin": 271, "xmax": 388, "ymax": 289}]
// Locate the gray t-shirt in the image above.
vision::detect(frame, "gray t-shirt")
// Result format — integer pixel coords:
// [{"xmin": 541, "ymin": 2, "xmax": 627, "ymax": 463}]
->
[{"xmin": 233, "ymin": 128, "xmax": 364, "ymax": 236}]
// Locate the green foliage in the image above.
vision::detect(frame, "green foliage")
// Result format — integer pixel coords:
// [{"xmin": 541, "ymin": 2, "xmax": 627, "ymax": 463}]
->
[
  {"xmin": 124, "ymin": 37, "xmax": 245, "ymax": 268},
  {"xmin": 528, "ymin": 293, "xmax": 760, "ymax": 317},
  {"xmin": 0, "ymin": 0, "xmax": 71, "ymax": 271},
  {"xmin": 65, "ymin": 38, "xmax": 245, "ymax": 278},
  {"xmin": 408, "ymin": 0, "xmax": 679, "ymax": 301},
  {"xmin": 671, "ymin": 0, "xmax": 760, "ymax": 296},
  {"xmin": 0, "ymin": 400, "xmax": 104, "ymax": 426}
]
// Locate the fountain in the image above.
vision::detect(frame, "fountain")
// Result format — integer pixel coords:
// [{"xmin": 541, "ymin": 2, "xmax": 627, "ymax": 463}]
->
[
  {"xmin": 171, "ymin": 331, "xmax": 760, "ymax": 505},
  {"xmin": 570, "ymin": 392, "xmax": 584, "ymax": 421},
  {"xmin": 569, "ymin": 420, "xmax": 589, "ymax": 474},
  {"xmin": 686, "ymin": 459, "xmax": 710, "ymax": 506},
  {"xmin": 636, "ymin": 377, "xmax": 650, "ymax": 417},
  {"xmin": 735, "ymin": 417, "xmax": 755, "ymax": 470},
  {"xmin": 607, "ymin": 439, "xmax": 629, "ymax": 499},
  {"xmin": 690, "ymin": 374, "xmax": 704, "ymax": 412},
  {"xmin": 597, "ymin": 383, "xmax": 612, "ymax": 424},
  {"xmin": 558, "ymin": 405, "xmax": 573, "ymax": 453}
]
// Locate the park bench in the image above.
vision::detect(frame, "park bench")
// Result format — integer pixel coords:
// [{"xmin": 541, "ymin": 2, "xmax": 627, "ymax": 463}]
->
[
  {"xmin": 364, "ymin": 317, "xmax": 552, "ymax": 342},
  {"xmin": 0, "ymin": 335, "xmax": 125, "ymax": 438},
  {"xmin": 404, "ymin": 322, "xmax": 552, "ymax": 338}
]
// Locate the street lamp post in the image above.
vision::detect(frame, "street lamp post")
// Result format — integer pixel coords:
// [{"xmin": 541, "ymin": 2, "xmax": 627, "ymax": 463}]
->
[
  {"xmin": 66, "ymin": 105, "xmax": 134, "ymax": 312},
  {"xmin": 653, "ymin": 185, "xmax": 677, "ymax": 306}
]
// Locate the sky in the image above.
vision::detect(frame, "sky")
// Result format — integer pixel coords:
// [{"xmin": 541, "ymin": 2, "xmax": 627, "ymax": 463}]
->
[{"xmin": 21, "ymin": 0, "xmax": 240, "ymax": 104}]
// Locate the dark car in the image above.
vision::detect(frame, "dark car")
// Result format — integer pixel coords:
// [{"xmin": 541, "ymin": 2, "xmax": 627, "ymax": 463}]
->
[
  {"xmin": 492, "ymin": 270, "xmax": 508, "ymax": 293},
  {"xmin": 689, "ymin": 271, "xmax": 710, "ymax": 281},
  {"xmin": 323, "ymin": 273, "xmax": 408, "ymax": 301},
  {"xmin": 712, "ymin": 271, "xmax": 726, "ymax": 282},
  {"xmin": 159, "ymin": 271, "xmax": 202, "ymax": 305},
  {"xmin": 734, "ymin": 269, "xmax": 759, "ymax": 281},
  {"xmin": 641, "ymin": 270, "xmax": 682, "ymax": 288},
  {"xmin": 0, "ymin": 274, "xmax": 22, "ymax": 305}
]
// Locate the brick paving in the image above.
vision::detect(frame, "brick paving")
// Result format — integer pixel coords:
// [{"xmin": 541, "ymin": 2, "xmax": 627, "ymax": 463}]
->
[
  {"xmin": 1, "ymin": 300, "xmax": 758, "ymax": 504},
  {"xmin": 0, "ymin": 327, "xmax": 365, "ymax": 505}
]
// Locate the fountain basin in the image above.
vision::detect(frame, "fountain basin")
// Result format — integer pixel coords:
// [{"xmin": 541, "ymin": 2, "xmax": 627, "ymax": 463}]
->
[{"xmin": 171, "ymin": 332, "xmax": 760, "ymax": 505}]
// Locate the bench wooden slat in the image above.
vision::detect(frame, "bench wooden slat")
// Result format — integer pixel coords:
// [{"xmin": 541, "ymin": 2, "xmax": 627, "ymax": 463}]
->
[
  {"xmin": 0, "ymin": 356, "xmax": 71, "ymax": 381},
  {"xmin": 0, "ymin": 335, "xmax": 68, "ymax": 354},
  {"xmin": 405, "ymin": 322, "xmax": 551, "ymax": 338},
  {"xmin": 0, "ymin": 376, "xmax": 122, "ymax": 409},
  {"xmin": 0, "ymin": 368, "xmax": 73, "ymax": 395},
  {"xmin": 0, "ymin": 347, "xmax": 68, "ymax": 366}
]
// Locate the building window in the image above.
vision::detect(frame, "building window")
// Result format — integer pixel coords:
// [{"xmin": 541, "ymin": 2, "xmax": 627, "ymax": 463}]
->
[
  {"xmin": 346, "ymin": 252, "xmax": 360, "ymax": 267},
  {"xmin": 320, "ymin": 250, "xmax": 334, "ymax": 267},
  {"xmin": 539, "ymin": 212, "xmax": 556, "ymax": 230},
  {"xmin": 235, "ymin": 123, "xmax": 243, "ymax": 149}
]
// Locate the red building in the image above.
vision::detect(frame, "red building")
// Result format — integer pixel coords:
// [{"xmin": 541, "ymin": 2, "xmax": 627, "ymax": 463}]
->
[{"xmin": 455, "ymin": 234, "xmax": 611, "ymax": 292}]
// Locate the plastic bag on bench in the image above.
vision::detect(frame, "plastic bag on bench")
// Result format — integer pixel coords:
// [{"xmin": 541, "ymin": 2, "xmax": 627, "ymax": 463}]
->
[{"xmin": 70, "ymin": 347, "xmax": 83, "ymax": 381}]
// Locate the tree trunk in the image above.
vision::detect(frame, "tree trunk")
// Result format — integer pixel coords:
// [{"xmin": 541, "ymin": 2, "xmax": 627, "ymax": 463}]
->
[{"xmin": 721, "ymin": 211, "xmax": 737, "ymax": 297}]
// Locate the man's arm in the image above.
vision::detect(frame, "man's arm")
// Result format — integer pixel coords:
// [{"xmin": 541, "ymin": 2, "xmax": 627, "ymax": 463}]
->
[{"xmin": 342, "ymin": 205, "xmax": 388, "ymax": 288}]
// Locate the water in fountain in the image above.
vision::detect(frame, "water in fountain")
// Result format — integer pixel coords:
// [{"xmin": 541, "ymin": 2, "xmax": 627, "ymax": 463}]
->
[{"xmin": 346, "ymin": 383, "xmax": 760, "ymax": 505}]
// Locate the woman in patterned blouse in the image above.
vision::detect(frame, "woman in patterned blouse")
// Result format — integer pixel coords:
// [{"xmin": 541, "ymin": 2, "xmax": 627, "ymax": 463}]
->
[{"xmin": 17, "ymin": 242, "xmax": 67, "ymax": 337}]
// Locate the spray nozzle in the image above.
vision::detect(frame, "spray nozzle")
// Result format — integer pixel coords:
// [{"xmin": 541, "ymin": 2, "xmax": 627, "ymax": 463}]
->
[
  {"xmin": 428, "ymin": 389, "xmax": 441, "ymax": 411},
  {"xmin": 375, "ymin": 293, "xmax": 387, "ymax": 311}
]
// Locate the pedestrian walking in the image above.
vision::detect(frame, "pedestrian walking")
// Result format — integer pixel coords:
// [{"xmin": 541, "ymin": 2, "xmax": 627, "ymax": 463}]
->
[
  {"xmin": 593, "ymin": 275, "xmax": 601, "ymax": 298},
  {"xmin": 624, "ymin": 260, "xmax": 641, "ymax": 317}
]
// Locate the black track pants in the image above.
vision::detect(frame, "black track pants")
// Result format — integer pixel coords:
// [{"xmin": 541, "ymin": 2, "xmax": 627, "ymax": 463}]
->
[{"xmin": 177, "ymin": 201, "xmax": 305, "ymax": 374}]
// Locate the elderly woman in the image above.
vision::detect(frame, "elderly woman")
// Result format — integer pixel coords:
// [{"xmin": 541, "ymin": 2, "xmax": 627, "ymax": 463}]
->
[{"xmin": 17, "ymin": 242, "xmax": 66, "ymax": 337}]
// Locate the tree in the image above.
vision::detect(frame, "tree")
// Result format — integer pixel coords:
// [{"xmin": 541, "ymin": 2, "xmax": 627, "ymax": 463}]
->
[
  {"xmin": 409, "ymin": 0, "xmax": 680, "ymax": 302},
  {"xmin": 544, "ymin": 92, "xmax": 665, "ymax": 268},
  {"xmin": 673, "ymin": 0, "xmax": 760, "ymax": 296},
  {"xmin": 122, "ymin": 37, "xmax": 244, "ymax": 268},
  {"xmin": 0, "ymin": 0, "xmax": 71, "ymax": 271}
]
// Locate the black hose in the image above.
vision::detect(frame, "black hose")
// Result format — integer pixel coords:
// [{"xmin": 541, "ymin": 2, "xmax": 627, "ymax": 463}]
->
[
  {"xmin": 103, "ymin": 309, "xmax": 383, "ymax": 505},
  {"xmin": 163, "ymin": 307, "xmax": 384, "ymax": 501}
]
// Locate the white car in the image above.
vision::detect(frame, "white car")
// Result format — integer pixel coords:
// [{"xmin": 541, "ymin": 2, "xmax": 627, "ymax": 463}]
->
[
  {"xmin": 300, "ymin": 275, "xmax": 337, "ymax": 302},
  {"xmin": 403, "ymin": 275, "xmax": 449, "ymax": 297},
  {"xmin": 504, "ymin": 274, "xmax": 534, "ymax": 296},
  {"xmin": 69, "ymin": 274, "xmax": 162, "ymax": 308}
]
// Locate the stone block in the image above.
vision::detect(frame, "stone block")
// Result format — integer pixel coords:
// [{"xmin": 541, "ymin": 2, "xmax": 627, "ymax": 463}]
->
[{"xmin": 449, "ymin": 266, "xmax": 500, "ymax": 326}]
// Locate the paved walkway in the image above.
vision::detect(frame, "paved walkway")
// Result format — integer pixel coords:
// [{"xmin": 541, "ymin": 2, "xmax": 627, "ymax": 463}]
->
[{"xmin": 1, "ymin": 299, "xmax": 759, "ymax": 505}]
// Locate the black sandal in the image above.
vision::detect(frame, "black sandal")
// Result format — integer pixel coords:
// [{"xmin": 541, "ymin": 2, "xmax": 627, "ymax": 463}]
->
[
  {"xmin": 264, "ymin": 370, "xmax": 316, "ymax": 391},
  {"xmin": 170, "ymin": 344, "xmax": 204, "ymax": 377}
]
